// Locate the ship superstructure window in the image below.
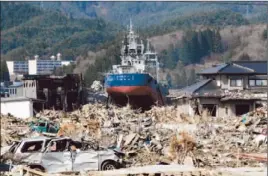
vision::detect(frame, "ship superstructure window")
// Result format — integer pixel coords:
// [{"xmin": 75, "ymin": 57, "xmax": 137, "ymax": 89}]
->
[
  {"xmin": 129, "ymin": 49, "xmax": 135, "ymax": 53},
  {"xmin": 149, "ymin": 55, "xmax": 155, "ymax": 59}
]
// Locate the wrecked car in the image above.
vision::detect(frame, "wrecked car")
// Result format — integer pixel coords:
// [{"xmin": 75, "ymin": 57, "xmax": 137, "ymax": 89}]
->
[
  {"xmin": 2, "ymin": 137, "xmax": 125, "ymax": 173},
  {"xmin": 29, "ymin": 120, "xmax": 59, "ymax": 133},
  {"xmin": 30, "ymin": 137, "xmax": 125, "ymax": 173},
  {"xmin": 1, "ymin": 137, "xmax": 52, "ymax": 163}
]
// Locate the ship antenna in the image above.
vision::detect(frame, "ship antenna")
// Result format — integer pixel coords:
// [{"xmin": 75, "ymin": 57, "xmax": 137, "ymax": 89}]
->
[
  {"xmin": 130, "ymin": 18, "xmax": 133, "ymax": 32},
  {"xmin": 146, "ymin": 39, "xmax": 151, "ymax": 52}
]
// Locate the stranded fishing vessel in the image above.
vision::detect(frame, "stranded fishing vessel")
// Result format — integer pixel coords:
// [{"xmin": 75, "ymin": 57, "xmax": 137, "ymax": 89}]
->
[{"xmin": 104, "ymin": 20, "xmax": 168, "ymax": 110}]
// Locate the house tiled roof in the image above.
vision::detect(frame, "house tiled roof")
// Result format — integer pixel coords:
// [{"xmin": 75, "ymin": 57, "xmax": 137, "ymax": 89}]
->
[
  {"xmin": 172, "ymin": 79, "xmax": 222, "ymax": 98},
  {"xmin": 198, "ymin": 61, "xmax": 267, "ymax": 75},
  {"xmin": 232, "ymin": 61, "xmax": 267, "ymax": 74},
  {"xmin": 194, "ymin": 80, "xmax": 222, "ymax": 97},
  {"xmin": 180, "ymin": 79, "xmax": 212, "ymax": 95},
  {"xmin": 220, "ymin": 64, "xmax": 254, "ymax": 74},
  {"xmin": 198, "ymin": 64, "xmax": 228, "ymax": 74}
]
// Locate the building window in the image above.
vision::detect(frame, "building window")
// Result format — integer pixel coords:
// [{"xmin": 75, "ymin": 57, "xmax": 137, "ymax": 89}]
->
[
  {"xmin": 230, "ymin": 79, "xmax": 242, "ymax": 87},
  {"xmin": 256, "ymin": 80, "xmax": 267, "ymax": 86},
  {"xmin": 249, "ymin": 79, "xmax": 267, "ymax": 87},
  {"xmin": 15, "ymin": 89, "xmax": 17, "ymax": 94},
  {"xmin": 249, "ymin": 80, "xmax": 255, "ymax": 86}
]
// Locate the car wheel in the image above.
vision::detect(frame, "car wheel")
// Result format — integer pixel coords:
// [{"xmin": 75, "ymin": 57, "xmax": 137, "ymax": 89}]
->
[{"xmin": 101, "ymin": 161, "xmax": 117, "ymax": 170}]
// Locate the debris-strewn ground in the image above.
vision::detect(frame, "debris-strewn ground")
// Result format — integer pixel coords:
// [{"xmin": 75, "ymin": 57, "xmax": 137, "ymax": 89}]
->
[{"xmin": 1, "ymin": 104, "xmax": 267, "ymax": 175}]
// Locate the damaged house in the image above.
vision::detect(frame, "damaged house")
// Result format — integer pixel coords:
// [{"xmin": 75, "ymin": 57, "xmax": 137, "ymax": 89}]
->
[
  {"xmin": 1, "ymin": 74, "xmax": 87, "ymax": 118},
  {"xmin": 22, "ymin": 74, "xmax": 87, "ymax": 112},
  {"xmin": 171, "ymin": 61, "xmax": 267, "ymax": 118}
]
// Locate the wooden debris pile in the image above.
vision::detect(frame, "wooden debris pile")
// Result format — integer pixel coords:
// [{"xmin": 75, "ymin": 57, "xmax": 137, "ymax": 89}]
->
[
  {"xmin": 0, "ymin": 114, "xmax": 29, "ymax": 147},
  {"xmin": 1, "ymin": 104, "xmax": 267, "ymax": 171}
]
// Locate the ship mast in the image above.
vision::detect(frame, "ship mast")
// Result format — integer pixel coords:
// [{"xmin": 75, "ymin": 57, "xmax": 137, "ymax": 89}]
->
[
  {"xmin": 129, "ymin": 18, "xmax": 133, "ymax": 33},
  {"xmin": 145, "ymin": 39, "xmax": 159, "ymax": 82},
  {"xmin": 146, "ymin": 39, "xmax": 151, "ymax": 53}
]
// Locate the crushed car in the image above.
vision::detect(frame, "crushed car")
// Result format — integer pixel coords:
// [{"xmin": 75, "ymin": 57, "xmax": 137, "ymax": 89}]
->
[
  {"xmin": 1, "ymin": 137, "xmax": 51, "ymax": 164},
  {"xmin": 29, "ymin": 120, "xmax": 59, "ymax": 133},
  {"xmin": 1, "ymin": 137, "xmax": 125, "ymax": 173}
]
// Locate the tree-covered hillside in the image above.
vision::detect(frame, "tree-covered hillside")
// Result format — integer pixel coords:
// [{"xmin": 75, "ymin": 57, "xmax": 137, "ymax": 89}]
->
[
  {"xmin": 1, "ymin": 2, "xmax": 267, "ymax": 87},
  {"xmin": 27, "ymin": 2, "xmax": 266, "ymax": 27},
  {"xmin": 1, "ymin": 2, "xmax": 121, "ymax": 61},
  {"xmin": 1, "ymin": 2, "xmax": 44, "ymax": 30},
  {"xmin": 141, "ymin": 10, "xmax": 249, "ymax": 37}
]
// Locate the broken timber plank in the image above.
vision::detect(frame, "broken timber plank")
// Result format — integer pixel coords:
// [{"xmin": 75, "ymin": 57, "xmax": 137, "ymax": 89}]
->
[
  {"xmin": 89, "ymin": 165, "xmax": 209, "ymax": 176},
  {"xmin": 22, "ymin": 167, "xmax": 48, "ymax": 176}
]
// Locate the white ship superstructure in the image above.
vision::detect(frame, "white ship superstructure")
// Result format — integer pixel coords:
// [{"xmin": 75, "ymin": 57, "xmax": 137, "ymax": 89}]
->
[{"xmin": 111, "ymin": 20, "xmax": 159, "ymax": 81}]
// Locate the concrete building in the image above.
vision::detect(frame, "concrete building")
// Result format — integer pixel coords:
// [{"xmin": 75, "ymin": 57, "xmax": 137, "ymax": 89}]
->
[
  {"xmin": 0, "ymin": 97, "xmax": 44, "ymax": 119},
  {"xmin": 8, "ymin": 82, "xmax": 24, "ymax": 97},
  {"xmin": 170, "ymin": 61, "xmax": 267, "ymax": 118},
  {"xmin": 6, "ymin": 53, "xmax": 73, "ymax": 77},
  {"xmin": 6, "ymin": 60, "xmax": 28, "ymax": 75},
  {"xmin": 0, "ymin": 82, "xmax": 24, "ymax": 97},
  {"xmin": 1, "ymin": 74, "xmax": 85, "ymax": 119}
]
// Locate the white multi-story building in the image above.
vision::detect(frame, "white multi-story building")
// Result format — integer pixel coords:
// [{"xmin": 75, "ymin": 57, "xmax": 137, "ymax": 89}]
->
[{"xmin": 6, "ymin": 53, "xmax": 73, "ymax": 76}]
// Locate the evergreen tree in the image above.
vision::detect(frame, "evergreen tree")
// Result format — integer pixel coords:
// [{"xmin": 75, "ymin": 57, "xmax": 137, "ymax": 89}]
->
[
  {"xmin": 204, "ymin": 28, "xmax": 214, "ymax": 54},
  {"xmin": 173, "ymin": 73, "xmax": 181, "ymax": 88},
  {"xmin": 0, "ymin": 61, "xmax": 10, "ymax": 82},
  {"xmin": 181, "ymin": 69, "xmax": 187, "ymax": 86},
  {"xmin": 166, "ymin": 73, "xmax": 172, "ymax": 88},
  {"xmin": 262, "ymin": 29, "xmax": 267, "ymax": 40},
  {"xmin": 213, "ymin": 29, "xmax": 223, "ymax": 53},
  {"xmin": 187, "ymin": 68, "xmax": 196, "ymax": 85},
  {"xmin": 238, "ymin": 53, "xmax": 250, "ymax": 61},
  {"xmin": 191, "ymin": 31, "xmax": 200, "ymax": 63},
  {"xmin": 163, "ymin": 44, "xmax": 178, "ymax": 69},
  {"xmin": 180, "ymin": 35, "xmax": 192, "ymax": 64}
]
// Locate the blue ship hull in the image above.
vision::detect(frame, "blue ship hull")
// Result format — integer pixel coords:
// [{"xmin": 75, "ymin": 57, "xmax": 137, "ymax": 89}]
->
[{"xmin": 105, "ymin": 73, "xmax": 168, "ymax": 109}]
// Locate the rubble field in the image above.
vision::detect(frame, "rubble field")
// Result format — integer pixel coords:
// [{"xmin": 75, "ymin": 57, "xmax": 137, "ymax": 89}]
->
[{"xmin": 1, "ymin": 103, "xmax": 267, "ymax": 175}]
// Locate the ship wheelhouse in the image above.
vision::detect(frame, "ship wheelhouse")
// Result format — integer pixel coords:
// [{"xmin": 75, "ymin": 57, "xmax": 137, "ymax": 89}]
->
[{"xmin": 112, "ymin": 20, "xmax": 159, "ymax": 81}]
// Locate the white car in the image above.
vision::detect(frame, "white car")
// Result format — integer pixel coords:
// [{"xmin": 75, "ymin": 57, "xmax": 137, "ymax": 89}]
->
[{"xmin": 2, "ymin": 137, "xmax": 125, "ymax": 174}]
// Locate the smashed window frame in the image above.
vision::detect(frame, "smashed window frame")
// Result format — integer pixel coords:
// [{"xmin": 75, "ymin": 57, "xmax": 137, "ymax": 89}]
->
[
  {"xmin": 46, "ymin": 139, "xmax": 70, "ymax": 152},
  {"xmin": 21, "ymin": 141, "xmax": 44, "ymax": 153}
]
